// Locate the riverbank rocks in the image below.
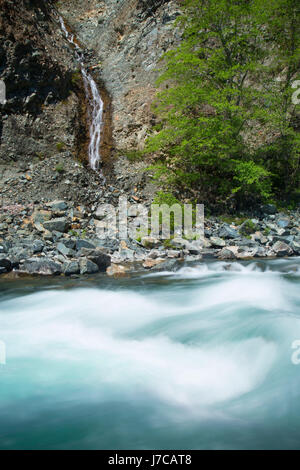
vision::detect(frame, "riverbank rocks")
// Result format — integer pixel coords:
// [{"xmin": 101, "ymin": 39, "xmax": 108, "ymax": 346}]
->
[{"xmin": 0, "ymin": 197, "xmax": 298, "ymax": 277}]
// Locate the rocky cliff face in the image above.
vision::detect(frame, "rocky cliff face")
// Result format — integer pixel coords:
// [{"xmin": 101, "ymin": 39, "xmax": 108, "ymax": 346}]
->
[
  {"xmin": 0, "ymin": 0, "xmax": 181, "ymax": 207},
  {"xmin": 0, "ymin": 0, "xmax": 86, "ymax": 165},
  {"xmin": 57, "ymin": 0, "xmax": 181, "ymax": 152}
]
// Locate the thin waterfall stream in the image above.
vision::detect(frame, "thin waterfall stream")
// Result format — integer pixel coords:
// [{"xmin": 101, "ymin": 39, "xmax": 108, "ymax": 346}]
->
[{"xmin": 58, "ymin": 16, "xmax": 104, "ymax": 172}]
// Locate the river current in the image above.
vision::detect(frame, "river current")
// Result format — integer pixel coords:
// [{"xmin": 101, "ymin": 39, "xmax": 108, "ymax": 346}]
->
[{"xmin": 0, "ymin": 258, "xmax": 299, "ymax": 449}]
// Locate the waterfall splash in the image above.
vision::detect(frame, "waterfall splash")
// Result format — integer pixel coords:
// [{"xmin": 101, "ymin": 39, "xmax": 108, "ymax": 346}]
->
[{"xmin": 58, "ymin": 16, "xmax": 104, "ymax": 172}]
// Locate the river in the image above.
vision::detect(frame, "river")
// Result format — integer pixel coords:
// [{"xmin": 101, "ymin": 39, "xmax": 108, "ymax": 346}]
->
[{"xmin": 0, "ymin": 258, "xmax": 300, "ymax": 449}]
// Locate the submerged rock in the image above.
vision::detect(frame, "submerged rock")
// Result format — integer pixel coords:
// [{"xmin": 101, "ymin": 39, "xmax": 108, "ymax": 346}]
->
[{"xmin": 106, "ymin": 264, "xmax": 128, "ymax": 277}]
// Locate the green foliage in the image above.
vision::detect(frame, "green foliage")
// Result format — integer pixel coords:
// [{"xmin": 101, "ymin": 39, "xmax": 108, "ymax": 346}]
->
[
  {"xmin": 153, "ymin": 191, "xmax": 181, "ymax": 206},
  {"xmin": 55, "ymin": 163, "xmax": 64, "ymax": 173},
  {"xmin": 56, "ymin": 142, "xmax": 65, "ymax": 153},
  {"xmin": 146, "ymin": 0, "xmax": 300, "ymax": 208},
  {"xmin": 220, "ymin": 215, "xmax": 248, "ymax": 225},
  {"xmin": 123, "ymin": 149, "xmax": 144, "ymax": 162},
  {"xmin": 71, "ymin": 70, "xmax": 82, "ymax": 88},
  {"xmin": 239, "ymin": 219, "xmax": 258, "ymax": 236}
]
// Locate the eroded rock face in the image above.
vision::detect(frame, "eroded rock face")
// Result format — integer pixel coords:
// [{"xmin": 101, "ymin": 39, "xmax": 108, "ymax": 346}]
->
[
  {"xmin": 0, "ymin": 0, "xmax": 85, "ymax": 165},
  {"xmin": 57, "ymin": 0, "xmax": 181, "ymax": 151}
]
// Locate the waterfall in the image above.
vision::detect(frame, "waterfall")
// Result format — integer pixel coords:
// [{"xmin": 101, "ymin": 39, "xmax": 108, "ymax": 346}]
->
[{"xmin": 58, "ymin": 16, "xmax": 104, "ymax": 172}]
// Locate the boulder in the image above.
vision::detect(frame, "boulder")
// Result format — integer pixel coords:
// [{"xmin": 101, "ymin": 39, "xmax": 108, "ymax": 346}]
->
[
  {"xmin": 290, "ymin": 240, "xmax": 300, "ymax": 255},
  {"xmin": 218, "ymin": 248, "xmax": 237, "ymax": 260},
  {"xmin": 32, "ymin": 239, "xmax": 44, "ymax": 253},
  {"xmin": 106, "ymin": 264, "xmax": 128, "ymax": 277},
  {"xmin": 218, "ymin": 224, "xmax": 239, "ymax": 239},
  {"xmin": 32, "ymin": 210, "xmax": 52, "ymax": 224},
  {"xmin": 88, "ymin": 250, "xmax": 111, "ymax": 272},
  {"xmin": 63, "ymin": 261, "xmax": 80, "ymax": 276},
  {"xmin": 0, "ymin": 258, "xmax": 12, "ymax": 273},
  {"xmin": 210, "ymin": 237, "xmax": 226, "ymax": 247},
  {"xmin": 273, "ymin": 241, "xmax": 293, "ymax": 257},
  {"xmin": 43, "ymin": 217, "xmax": 68, "ymax": 233},
  {"xmin": 79, "ymin": 258, "xmax": 99, "ymax": 275},
  {"xmin": 22, "ymin": 259, "xmax": 62, "ymax": 275},
  {"xmin": 57, "ymin": 242, "xmax": 75, "ymax": 257},
  {"xmin": 143, "ymin": 258, "xmax": 165, "ymax": 269},
  {"xmin": 76, "ymin": 239, "xmax": 96, "ymax": 251},
  {"xmin": 46, "ymin": 200, "xmax": 68, "ymax": 211}
]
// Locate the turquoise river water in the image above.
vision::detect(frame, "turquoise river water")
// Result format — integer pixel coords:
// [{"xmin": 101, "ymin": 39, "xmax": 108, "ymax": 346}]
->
[{"xmin": 0, "ymin": 258, "xmax": 300, "ymax": 449}]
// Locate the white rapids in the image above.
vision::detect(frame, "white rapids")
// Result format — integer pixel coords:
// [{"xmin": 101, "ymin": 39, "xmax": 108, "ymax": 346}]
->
[{"xmin": 58, "ymin": 16, "xmax": 104, "ymax": 172}]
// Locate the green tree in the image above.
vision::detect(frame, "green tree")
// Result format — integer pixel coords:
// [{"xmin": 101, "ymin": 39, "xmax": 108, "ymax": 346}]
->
[{"xmin": 146, "ymin": 0, "xmax": 300, "ymax": 208}]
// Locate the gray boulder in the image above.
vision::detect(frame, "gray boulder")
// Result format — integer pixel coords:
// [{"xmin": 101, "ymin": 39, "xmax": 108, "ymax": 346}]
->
[
  {"xmin": 79, "ymin": 258, "xmax": 99, "ymax": 275},
  {"xmin": 273, "ymin": 241, "xmax": 293, "ymax": 257},
  {"xmin": 0, "ymin": 258, "xmax": 12, "ymax": 273},
  {"xmin": 32, "ymin": 239, "xmax": 44, "ymax": 253},
  {"xmin": 210, "ymin": 237, "xmax": 226, "ymax": 247},
  {"xmin": 76, "ymin": 239, "xmax": 96, "ymax": 251},
  {"xmin": 218, "ymin": 248, "xmax": 237, "ymax": 260},
  {"xmin": 46, "ymin": 200, "xmax": 68, "ymax": 211},
  {"xmin": 218, "ymin": 224, "xmax": 239, "ymax": 239},
  {"xmin": 22, "ymin": 259, "xmax": 62, "ymax": 275},
  {"xmin": 57, "ymin": 242, "xmax": 75, "ymax": 257},
  {"xmin": 63, "ymin": 261, "xmax": 80, "ymax": 276},
  {"xmin": 43, "ymin": 218, "xmax": 68, "ymax": 233},
  {"xmin": 88, "ymin": 250, "xmax": 111, "ymax": 272}
]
